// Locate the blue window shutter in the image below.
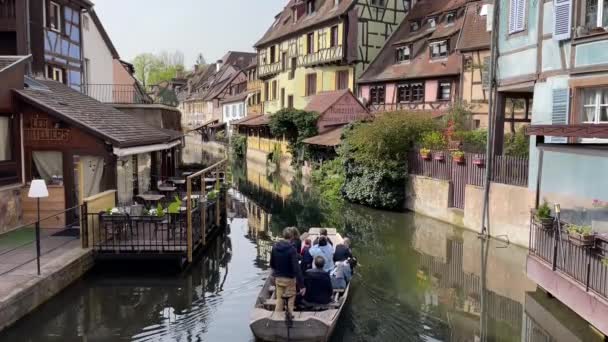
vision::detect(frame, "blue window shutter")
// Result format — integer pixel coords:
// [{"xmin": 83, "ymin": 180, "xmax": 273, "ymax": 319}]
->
[
  {"xmin": 554, "ymin": 0, "xmax": 572, "ymax": 41},
  {"xmin": 549, "ymin": 88, "xmax": 569, "ymax": 143}
]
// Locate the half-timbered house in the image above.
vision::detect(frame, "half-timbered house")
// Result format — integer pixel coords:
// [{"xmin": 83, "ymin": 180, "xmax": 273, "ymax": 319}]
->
[
  {"xmin": 255, "ymin": 0, "xmax": 409, "ymax": 114},
  {"xmin": 0, "ymin": 0, "xmax": 91, "ymax": 91},
  {"xmin": 358, "ymin": 0, "xmax": 482, "ymax": 117}
]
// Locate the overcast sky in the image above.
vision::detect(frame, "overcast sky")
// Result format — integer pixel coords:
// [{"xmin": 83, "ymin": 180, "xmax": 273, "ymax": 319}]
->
[{"xmin": 93, "ymin": 0, "xmax": 285, "ymax": 67}]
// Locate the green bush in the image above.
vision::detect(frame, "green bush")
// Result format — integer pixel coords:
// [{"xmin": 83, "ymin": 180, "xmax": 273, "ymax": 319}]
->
[
  {"xmin": 269, "ymin": 109, "xmax": 319, "ymax": 165},
  {"xmin": 230, "ymin": 134, "xmax": 247, "ymax": 159},
  {"xmin": 455, "ymin": 129, "xmax": 488, "ymax": 153},
  {"xmin": 311, "ymin": 158, "xmax": 345, "ymax": 202},
  {"xmin": 420, "ymin": 131, "xmax": 447, "ymax": 150},
  {"xmin": 504, "ymin": 127, "xmax": 529, "ymax": 157},
  {"xmin": 337, "ymin": 112, "xmax": 438, "ymax": 210},
  {"xmin": 442, "ymin": 101, "xmax": 474, "ymax": 132}
]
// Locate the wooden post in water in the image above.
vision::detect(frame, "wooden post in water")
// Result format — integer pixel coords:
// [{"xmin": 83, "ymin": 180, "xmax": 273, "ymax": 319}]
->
[
  {"xmin": 215, "ymin": 168, "xmax": 220, "ymax": 227},
  {"xmin": 201, "ymin": 172, "xmax": 207, "ymax": 246},
  {"xmin": 186, "ymin": 176, "xmax": 193, "ymax": 263}
]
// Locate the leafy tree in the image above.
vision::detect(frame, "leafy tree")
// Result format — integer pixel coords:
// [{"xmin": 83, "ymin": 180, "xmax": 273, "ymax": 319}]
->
[
  {"xmin": 420, "ymin": 131, "xmax": 447, "ymax": 150},
  {"xmin": 132, "ymin": 51, "xmax": 186, "ymax": 87},
  {"xmin": 455, "ymin": 129, "xmax": 488, "ymax": 153},
  {"xmin": 268, "ymin": 109, "xmax": 320, "ymax": 165},
  {"xmin": 504, "ymin": 126, "xmax": 530, "ymax": 157}
]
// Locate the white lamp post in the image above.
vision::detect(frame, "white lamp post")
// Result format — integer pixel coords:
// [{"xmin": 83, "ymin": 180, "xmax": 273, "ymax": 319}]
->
[{"xmin": 28, "ymin": 179, "xmax": 48, "ymax": 276}]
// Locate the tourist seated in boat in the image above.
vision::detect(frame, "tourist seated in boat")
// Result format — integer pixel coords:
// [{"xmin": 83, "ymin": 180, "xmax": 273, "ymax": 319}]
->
[
  {"xmin": 270, "ymin": 228, "xmax": 305, "ymax": 313},
  {"xmin": 312, "ymin": 228, "xmax": 333, "ymax": 246},
  {"xmin": 303, "ymin": 256, "xmax": 333, "ymax": 305},
  {"xmin": 301, "ymin": 238, "xmax": 313, "ymax": 272},
  {"xmin": 309, "ymin": 236, "xmax": 334, "ymax": 272},
  {"xmin": 333, "ymin": 237, "xmax": 352, "ymax": 263},
  {"xmin": 330, "ymin": 259, "xmax": 353, "ymax": 290}
]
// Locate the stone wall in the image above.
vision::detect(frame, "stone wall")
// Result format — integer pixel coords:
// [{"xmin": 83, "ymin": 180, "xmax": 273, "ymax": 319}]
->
[
  {"xmin": 0, "ymin": 186, "xmax": 22, "ymax": 234},
  {"xmin": 406, "ymin": 175, "xmax": 534, "ymax": 248}
]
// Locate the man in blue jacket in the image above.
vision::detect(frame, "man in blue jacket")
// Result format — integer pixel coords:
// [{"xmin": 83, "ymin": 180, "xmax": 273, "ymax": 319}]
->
[{"xmin": 270, "ymin": 228, "xmax": 305, "ymax": 314}]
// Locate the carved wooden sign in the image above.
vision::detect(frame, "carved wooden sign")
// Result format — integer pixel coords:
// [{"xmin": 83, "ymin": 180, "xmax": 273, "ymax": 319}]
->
[{"xmin": 24, "ymin": 115, "xmax": 71, "ymax": 143}]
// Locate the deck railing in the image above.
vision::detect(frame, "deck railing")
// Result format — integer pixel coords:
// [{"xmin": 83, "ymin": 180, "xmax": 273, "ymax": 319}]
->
[
  {"xmin": 84, "ymin": 84, "xmax": 179, "ymax": 107},
  {"xmin": 408, "ymin": 150, "xmax": 529, "ymax": 188},
  {"xmin": 529, "ymin": 218, "xmax": 608, "ymax": 300}
]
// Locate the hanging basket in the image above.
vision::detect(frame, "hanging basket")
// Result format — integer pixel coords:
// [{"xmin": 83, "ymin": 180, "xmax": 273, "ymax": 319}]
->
[
  {"xmin": 453, "ymin": 155, "xmax": 465, "ymax": 164},
  {"xmin": 420, "ymin": 151, "xmax": 431, "ymax": 160},
  {"xmin": 473, "ymin": 156, "xmax": 485, "ymax": 166},
  {"xmin": 568, "ymin": 232, "xmax": 596, "ymax": 247},
  {"xmin": 434, "ymin": 152, "xmax": 445, "ymax": 161}
]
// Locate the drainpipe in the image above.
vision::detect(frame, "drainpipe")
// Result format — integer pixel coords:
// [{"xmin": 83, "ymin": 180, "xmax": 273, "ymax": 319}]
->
[{"xmin": 480, "ymin": 1, "xmax": 501, "ymax": 237}]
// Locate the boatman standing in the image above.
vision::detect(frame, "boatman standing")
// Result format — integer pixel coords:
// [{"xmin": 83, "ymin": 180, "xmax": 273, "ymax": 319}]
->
[{"xmin": 270, "ymin": 228, "xmax": 305, "ymax": 314}]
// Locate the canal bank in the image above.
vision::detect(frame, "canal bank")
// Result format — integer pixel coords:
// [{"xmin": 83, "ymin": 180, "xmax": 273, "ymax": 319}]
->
[{"xmin": 0, "ymin": 163, "xmax": 603, "ymax": 341}]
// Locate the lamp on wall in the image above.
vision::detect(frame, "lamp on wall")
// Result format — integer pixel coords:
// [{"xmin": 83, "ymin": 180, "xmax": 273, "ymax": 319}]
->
[{"xmin": 28, "ymin": 179, "xmax": 48, "ymax": 276}]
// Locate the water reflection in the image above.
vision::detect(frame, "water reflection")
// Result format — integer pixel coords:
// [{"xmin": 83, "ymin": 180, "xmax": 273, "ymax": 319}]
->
[{"xmin": 0, "ymin": 160, "xmax": 600, "ymax": 341}]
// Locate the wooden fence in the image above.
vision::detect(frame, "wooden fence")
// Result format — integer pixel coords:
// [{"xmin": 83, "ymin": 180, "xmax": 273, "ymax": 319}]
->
[{"xmin": 408, "ymin": 150, "xmax": 529, "ymax": 188}]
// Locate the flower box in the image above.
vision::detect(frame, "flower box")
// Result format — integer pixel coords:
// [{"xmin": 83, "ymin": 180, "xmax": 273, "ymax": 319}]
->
[
  {"xmin": 420, "ymin": 150, "xmax": 431, "ymax": 160},
  {"xmin": 453, "ymin": 155, "xmax": 465, "ymax": 164},
  {"xmin": 434, "ymin": 152, "xmax": 445, "ymax": 161},
  {"xmin": 473, "ymin": 156, "xmax": 485, "ymax": 166},
  {"xmin": 568, "ymin": 232, "xmax": 596, "ymax": 247},
  {"xmin": 100, "ymin": 212, "xmax": 128, "ymax": 221},
  {"xmin": 535, "ymin": 216, "xmax": 555, "ymax": 231}
]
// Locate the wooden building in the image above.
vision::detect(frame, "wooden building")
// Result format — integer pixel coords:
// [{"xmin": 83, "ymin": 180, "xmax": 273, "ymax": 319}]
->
[
  {"xmin": 358, "ymin": 0, "xmax": 488, "ymax": 120},
  {"xmin": 255, "ymin": 0, "xmax": 409, "ymax": 114},
  {"xmin": 10, "ymin": 79, "xmax": 182, "ymax": 226}
]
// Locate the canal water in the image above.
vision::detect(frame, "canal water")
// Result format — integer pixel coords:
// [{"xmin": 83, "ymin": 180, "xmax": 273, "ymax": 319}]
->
[{"xmin": 0, "ymin": 140, "xmax": 601, "ymax": 341}]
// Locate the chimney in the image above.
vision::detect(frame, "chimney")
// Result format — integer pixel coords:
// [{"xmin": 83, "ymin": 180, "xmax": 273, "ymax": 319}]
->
[{"xmin": 216, "ymin": 59, "xmax": 223, "ymax": 72}]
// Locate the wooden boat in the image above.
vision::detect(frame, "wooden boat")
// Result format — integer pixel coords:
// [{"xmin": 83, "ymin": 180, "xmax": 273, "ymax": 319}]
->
[{"xmin": 250, "ymin": 228, "xmax": 350, "ymax": 342}]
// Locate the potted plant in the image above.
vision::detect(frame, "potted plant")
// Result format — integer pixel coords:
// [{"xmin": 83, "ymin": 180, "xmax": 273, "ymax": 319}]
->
[
  {"xmin": 566, "ymin": 224, "xmax": 596, "ymax": 247},
  {"xmin": 451, "ymin": 151, "xmax": 465, "ymax": 164},
  {"xmin": 101, "ymin": 207, "xmax": 127, "ymax": 221},
  {"xmin": 473, "ymin": 155, "xmax": 485, "ymax": 166},
  {"xmin": 534, "ymin": 201, "xmax": 554, "ymax": 230},
  {"xmin": 420, "ymin": 148, "xmax": 432, "ymax": 160},
  {"xmin": 434, "ymin": 151, "xmax": 445, "ymax": 161},
  {"xmin": 143, "ymin": 204, "xmax": 166, "ymax": 222}
]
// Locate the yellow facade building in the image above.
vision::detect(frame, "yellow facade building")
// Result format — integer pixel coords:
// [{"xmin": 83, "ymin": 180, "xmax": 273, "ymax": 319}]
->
[{"xmin": 255, "ymin": 0, "xmax": 409, "ymax": 114}]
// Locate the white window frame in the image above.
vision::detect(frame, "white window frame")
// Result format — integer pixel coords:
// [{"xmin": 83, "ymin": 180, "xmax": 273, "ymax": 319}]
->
[
  {"xmin": 585, "ymin": 0, "xmax": 606, "ymax": 28},
  {"xmin": 582, "ymin": 87, "xmax": 608, "ymax": 124},
  {"xmin": 47, "ymin": 66, "xmax": 64, "ymax": 83},
  {"xmin": 509, "ymin": 0, "xmax": 527, "ymax": 34},
  {"xmin": 49, "ymin": 1, "xmax": 62, "ymax": 33},
  {"xmin": 430, "ymin": 40, "xmax": 448, "ymax": 59}
]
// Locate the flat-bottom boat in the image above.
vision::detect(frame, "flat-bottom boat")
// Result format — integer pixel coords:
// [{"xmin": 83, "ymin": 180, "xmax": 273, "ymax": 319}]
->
[{"xmin": 250, "ymin": 228, "xmax": 350, "ymax": 342}]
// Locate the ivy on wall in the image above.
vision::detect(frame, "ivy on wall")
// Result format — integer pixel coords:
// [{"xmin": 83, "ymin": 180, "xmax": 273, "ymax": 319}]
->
[{"xmin": 269, "ymin": 109, "xmax": 320, "ymax": 165}]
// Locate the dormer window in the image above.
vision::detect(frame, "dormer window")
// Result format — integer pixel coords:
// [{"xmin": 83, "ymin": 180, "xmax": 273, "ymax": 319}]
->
[
  {"xmin": 395, "ymin": 45, "xmax": 411, "ymax": 63},
  {"xmin": 430, "ymin": 40, "xmax": 448, "ymax": 59},
  {"xmin": 371, "ymin": 0, "xmax": 385, "ymax": 7},
  {"xmin": 334, "ymin": 0, "xmax": 341, "ymax": 6},
  {"xmin": 446, "ymin": 11, "xmax": 456, "ymax": 24},
  {"xmin": 427, "ymin": 17, "xmax": 437, "ymax": 28},
  {"xmin": 307, "ymin": 0, "xmax": 315, "ymax": 15},
  {"xmin": 410, "ymin": 21, "xmax": 420, "ymax": 32}
]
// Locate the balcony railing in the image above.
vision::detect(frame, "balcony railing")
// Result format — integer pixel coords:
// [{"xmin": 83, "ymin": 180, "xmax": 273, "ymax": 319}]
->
[
  {"xmin": 529, "ymin": 217, "xmax": 608, "ymax": 301},
  {"xmin": 258, "ymin": 62, "xmax": 282, "ymax": 78},
  {"xmin": 84, "ymin": 84, "xmax": 178, "ymax": 107},
  {"xmin": 298, "ymin": 46, "xmax": 343, "ymax": 68}
]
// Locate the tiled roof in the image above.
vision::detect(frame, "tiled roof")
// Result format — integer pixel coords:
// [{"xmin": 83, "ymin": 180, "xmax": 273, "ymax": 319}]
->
[
  {"xmin": 358, "ymin": 0, "xmax": 473, "ymax": 83},
  {"xmin": 234, "ymin": 114, "xmax": 270, "ymax": 127},
  {"xmin": 231, "ymin": 114, "xmax": 264, "ymax": 126},
  {"xmin": 302, "ymin": 127, "xmax": 342, "ymax": 147},
  {"xmin": 220, "ymin": 92, "xmax": 248, "ymax": 104},
  {"xmin": 255, "ymin": 0, "xmax": 356, "ymax": 47},
  {"xmin": 14, "ymin": 80, "xmax": 174, "ymax": 147},
  {"xmin": 304, "ymin": 89, "xmax": 351, "ymax": 114},
  {"xmin": 456, "ymin": 1, "xmax": 490, "ymax": 51}
]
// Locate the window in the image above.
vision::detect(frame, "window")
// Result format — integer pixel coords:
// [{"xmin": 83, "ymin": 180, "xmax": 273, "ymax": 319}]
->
[
  {"xmin": 307, "ymin": 0, "xmax": 315, "ymax": 14},
  {"xmin": 446, "ymin": 12, "xmax": 456, "ymax": 24},
  {"xmin": 307, "ymin": 32, "xmax": 315, "ymax": 54},
  {"xmin": 508, "ymin": 0, "xmax": 526, "ymax": 34},
  {"xmin": 270, "ymin": 46, "xmax": 276, "ymax": 63},
  {"xmin": 306, "ymin": 73, "xmax": 317, "ymax": 96},
  {"xmin": 330, "ymin": 26, "xmax": 339, "ymax": 47},
  {"xmin": 334, "ymin": 0, "xmax": 341, "ymax": 6},
  {"xmin": 584, "ymin": 0, "xmax": 608, "ymax": 29},
  {"xmin": 438, "ymin": 81, "xmax": 452, "ymax": 101},
  {"xmin": 410, "ymin": 21, "xmax": 420, "ymax": 32},
  {"xmin": 46, "ymin": 65, "xmax": 65, "ymax": 84},
  {"xmin": 289, "ymin": 57, "xmax": 297, "ymax": 80},
  {"xmin": 281, "ymin": 88, "xmax": 286, "ymax": 108},
  {"xmin": 264, "ymin": 81, "xmax": 270, "ymax": 101},
  {"xmin": 272, "ymin": 80, "xmax": 278, "ymax": 100},
  {"xmin": 369, "ymin": 85, "xmax": 385, "ymax": 105},
  {"xmin": 336, "ymin": 70, "xmax": 349, "ymax": 90},
  {"xmin": 288, "ymin": 95, "xmax": 294, "ymax": 109},
  {"xmin": 281, "ymin": 52, "xmax": 287, "ymax": 71},
  {"xmin": 395, "ymin": 45, "xmax": 411, "ymax": 63},
  {"xmin": 430, "ymin": 40, "xmax": 448, "ymax": 59},
  {"xmin": 397, "ymin": 82, "xmax": 425, "ymax": 102},
  {"xmin": 371, "ymin": 0, "xmax": 385, "ymax": 7},
  {"xmin": 0, "ymin": 116, "xmax": 12, "ymax": 163},
  {"xmin": 49, "ymin": 2, "xmax": 62, "ymax": 32},
  {"xmin": 427, "ymin": 17, "xmax": 437, "ymax": 28},
  {"xmin": 582, "ymin": 88, "xmax": 608, "ymax": 123}
]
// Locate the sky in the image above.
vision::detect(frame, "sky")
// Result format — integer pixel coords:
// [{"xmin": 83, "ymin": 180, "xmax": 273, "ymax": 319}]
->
[{"xmin": 93, "ymin": 0, "xmax": 286, "ymax": 68}]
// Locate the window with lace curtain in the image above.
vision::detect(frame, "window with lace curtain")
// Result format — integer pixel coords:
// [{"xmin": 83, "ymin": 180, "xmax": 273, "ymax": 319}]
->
[{"xmin": 582, "ymin": 88, "xmax": 608, "ymax": 123}]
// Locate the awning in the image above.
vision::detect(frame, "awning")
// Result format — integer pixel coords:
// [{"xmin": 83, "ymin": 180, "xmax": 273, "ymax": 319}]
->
[
  {"xmin": 302, "ymin": 128, "xmax": 343, "ymax": 147},
  {"xmin": 235, "ymin": 115, "xmax": 271, "ymax": 127},
  {"xmin": 113, "ymin": 140, "xmax": 181, "ymax": 157},
  {"xmin": 210, "ymin": 122, "xmax": 226, "ymax": 130},
  {"xmin": 527, "ymin": 124, "xmax": 608, "ymax": 139}
]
